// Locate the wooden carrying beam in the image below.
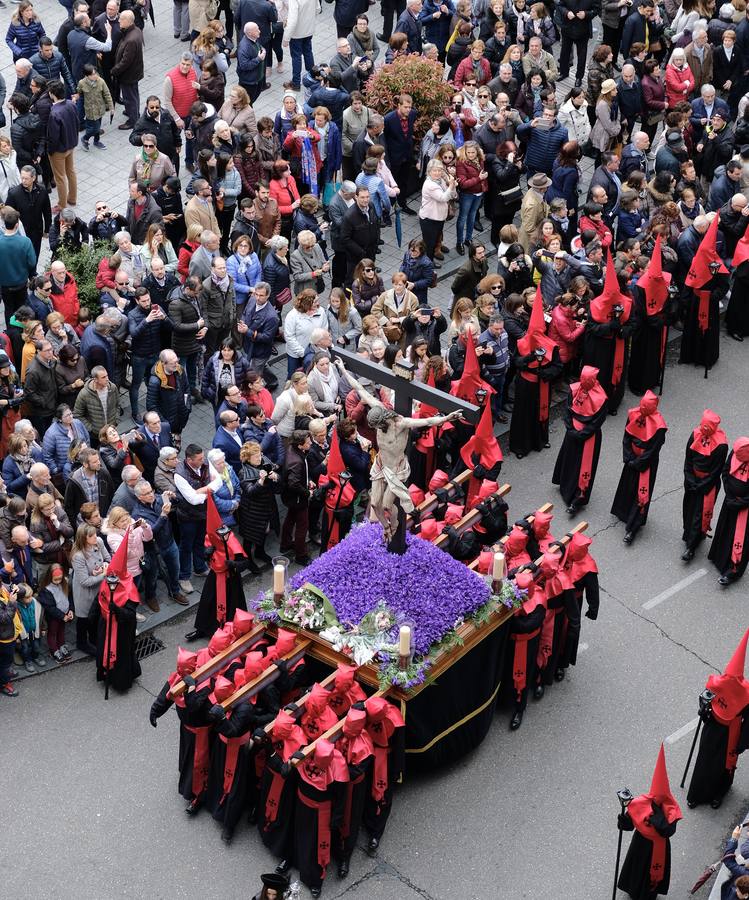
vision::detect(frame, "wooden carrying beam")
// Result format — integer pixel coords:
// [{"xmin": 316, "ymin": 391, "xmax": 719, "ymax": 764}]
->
[
  {"xmin": 433, "ymin": 483, "xmax": 511, "ymax": 549},
  {"xmin": 263, "ymin": 670, "xmax": 340, "ymax": 734},
  {"xmin": 467, "ymin": 502, "xmax": 554, "ymax": 571},
  {"xmin": 290, "ymin": 689, "xmax": 388, "ymax": 764},
  {"xmin": 169, "ymin": 624, "xmax": 267, "ymax": 698},
  {"xmin": 406, "ymin": 470, "xmax": 472, "ymax": 526},
  {"xmin": 221, "ymin": 639, "xmax": 311, "ymax": 710},
  {"xmin": 516, "ymin": 521, "xmax": 589, "ymax": 575}
]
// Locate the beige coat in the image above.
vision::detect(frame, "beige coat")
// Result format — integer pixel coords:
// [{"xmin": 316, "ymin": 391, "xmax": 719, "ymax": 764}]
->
[
  {"xmin": 185, "ymin": 195, "xmax": 219, "ymax": 234},
  {"xmin": 218, "ymin": 99, "xmax": 258, "ymax": 136},
  {"xmin": 518, "ymin": 190, "xmax": 548, "ymax": 252},
  {"xmin": 685, "ymin": 42, "xmax": 714, "ymax": 93},
  {"xmin": 189, "ymin": 0, "xmax": 213, "ymax": 33},
  {"xmin": 371, "ymin": 288, "xmax": 419, "ymax": 325}
]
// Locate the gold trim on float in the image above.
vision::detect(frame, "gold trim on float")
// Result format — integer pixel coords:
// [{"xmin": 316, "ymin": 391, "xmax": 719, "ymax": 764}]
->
[{"xmin": 404, "ymin": 680, "xmax": 502, "ymax": 754}]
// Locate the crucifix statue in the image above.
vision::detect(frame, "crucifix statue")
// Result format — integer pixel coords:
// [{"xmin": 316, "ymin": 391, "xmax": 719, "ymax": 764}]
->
[{"xmin": 333, "ymin": 352, "xmax": 479, "ymax": 553}]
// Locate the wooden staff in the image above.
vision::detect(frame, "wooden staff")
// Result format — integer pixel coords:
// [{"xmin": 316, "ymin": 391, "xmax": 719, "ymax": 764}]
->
[
  {"xmin": 262, "ymin": 670, "xmax": 341, "ymax": 734},
  {"xmin": 515, "ymin": 521, "xmax": 589, "ymax": 575},
  {"xmin": 221, "ymin": 639, "xmax": 311, "ymax": 710},
  {"xmin": 405, "ymin": 470, "xmax": 472, "ymax": 526},
  {"xmin": 169, "ymin": 623, "xmax": 267, "ymax": 699},
  {"xmin": 290, "ymin": 688, "xmax": 389, "ymax": 764},
  {"xmin": 433, "ymin": 483, "xmax": 512, "ymax": 549},
  {"xmin": 466, "ymin": 502, "xmax": 555, "ymax": 571}
]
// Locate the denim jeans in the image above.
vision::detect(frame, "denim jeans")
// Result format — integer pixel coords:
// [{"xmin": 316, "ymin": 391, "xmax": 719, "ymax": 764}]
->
[
  {"xmin": 289, "ymin": 36, "xmax": 314, "ymax": 87},
  {"xmin": 143, "ymin": 542, "xmax": 181, "ymax": 598},
  {"xmin": 287, "ymin": 354, "xmax": 303, "ymax": 378},
  {"xmin": 83, "ymin": 117, "xmax": 102, "ymax": 141},
  {"xmin": 178, "ymin": 352, "xmax": 199, "ymax": 390},
  {"xmin": 456, "ymin": 192, "xmax": 483, "ymax": 246},
  {"xmin": 178, "ymin": 518, "xmax": 207, "ymax": 580},
  {"xmin": 130, "ymin": 353, "xmax": 158, "ymax": 418},
  {"xmin": 487, "ymin": 372, "xmax": 506, "ymax": 418},
  {"xmin": 183, "ymin": 114, "xmax": 194, "ymax": 168},
  {"xmin": 19, "ymin": 635, "xmax": 42, "ymax": 662}
]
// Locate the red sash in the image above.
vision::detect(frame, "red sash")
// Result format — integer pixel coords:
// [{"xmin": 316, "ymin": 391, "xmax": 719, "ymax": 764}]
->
[
  {"xmin": 102, "ymin": 606, "xmax": 119, "ymax": 669},
  {"xmin": 184, "ymin": 724, "xmax": 212, "ymax": 798},
  {"xmin": 697, "ymin": 289, "xmax": 711, "ymax": 333},
  {"xmin": 219, "ymin": 731, "xmax": 250, "ymax": 802},
  {"xmin": 298, "ymin": 790, "xmax": 332, "ymax": 874},
  {"xmin": 340, "ymin": 772, "xmax": 365, "ymax": 840},
  {"xmin": 578, "ymin": 434, "xmax": 596, "ymax": 495},
  {"xmin": 731, "ymin": 508, "xmax": 749, "ymax": 567},
  {"xmin": 649, "ymin": 835, "xmax": 667, "ymax": 889},
  {"xmin": 264, "ymin": 769, "xmax": 286, "ymax": 826},
  {"xmin": 637, "ymin": 469, "xmax": 651, "ymax": 509},
  {"xmin": 660, "ymin": 324, "xmax": 668, "ymax": 368},
  {"xmin": 510, "ymin": 628, "xmax": 541, "ymax": 698},
  {"xmin": 701, "ymin": 486, "xmax": 717, "ymax": 534},
  {"xmin": 612, "ymin": 335, "xmax": 624, "ymax": 386},
  {"xmin": 536, "ymin": 606, "xmax": 562, "ymax": 670}
]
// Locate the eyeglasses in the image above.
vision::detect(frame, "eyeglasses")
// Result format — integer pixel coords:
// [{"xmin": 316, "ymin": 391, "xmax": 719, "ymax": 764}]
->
[
  {"xmin": 96, "ymin": 205, "xmax": 108, "ymax": 211},
  {"xmin": 69, "ymin": 355, "xmax": 79, "ymax": 362},
  {"xmin": 363, "ymin": 266, "xmax": 374, "ymax": 272},
  {"xmin": 143, "ymin": 143, "xmax": 155, "ymax": 149},
  {"xmin": 478, "ymin": 93, "xmax": 490, "ymax": 98},
  {"xmin": 116, "ymin": 281, "xmax": 129, "ymax": 287}
]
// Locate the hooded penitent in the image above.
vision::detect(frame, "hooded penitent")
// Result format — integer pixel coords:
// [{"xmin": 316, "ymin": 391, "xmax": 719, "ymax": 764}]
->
[
  {"xmin": 705, "ymin": 627, "xmax": 749, "ymax": 770},
  {"xmin": 636, "ymin": 234, "xmax": 671, "ymax": 317},
  {"xmin": 98, "ymin": 526, "xmax": 140, "ymax": 671},
  {"xmin": 569, "ymin": 365, "xmax": 607, "ymax": 494},
  {"xmin": 204, "ymin": 490, "xmax": 246, "ymax": 624},
  {"xmin": 624, "ymin": 391, "xmax": 668, "ymax": 510},
  {"xmin": 589, "ymin": 252, "xmax": 632, "ymax": 386},
  {"xmin": 686, "ymin": 213, "xmax": 728, "ymax": 332},
  {"xmin": 516, "ymin": 285, "xmax": 558, "ymax": 423},
  {"xmin": 450, "ymin": 326, "xmax": 492, "ymax": 402}
]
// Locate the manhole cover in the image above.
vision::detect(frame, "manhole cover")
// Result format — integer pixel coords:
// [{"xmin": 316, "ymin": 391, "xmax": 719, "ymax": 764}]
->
[{"xmin": 134, "ymin": 633, "xmax": 166, "ymax": 662}]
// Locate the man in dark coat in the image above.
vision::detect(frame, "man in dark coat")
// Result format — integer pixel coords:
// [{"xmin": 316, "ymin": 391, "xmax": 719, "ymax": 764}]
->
[
  {"xmin": 339, "ymin": 186, "xmax": 380, "ymax": 283},
  {"xmin": 620, "ymin": 0, "xmax": 657, "ymax": 60},
  {"xmin": 64, "ymin": 447, "xmax": 115, "ymax": 525},
  {"xmin": 237, "ymin": 0, "xmax": 278, "ymax": 49},
  {"xmin": 129, "ymin": 96, "xmax": 182, "ymax": 171},
  {"xmin": 718, "ymin": 194, "xmax": 749, "ymax": 257},
  {"xmin": 280, "ymin": 429, "xmax": 312, "ymax": 565},
  {"xmin": 6, "ymin": 165, "xmax": 52, "ymax": 263},
  {"xmin": 110, "ymin": 9, "xmax": 143, "ymax": 129},
  {"xmin": 125, "ymin": 180, "xmax": 162, "ymax": 244},
  {"xmin": 146, "ymin": 350, "xmax": 192, "ymax": 440},
  {"xmin": 131, "ymin": 411, "xmax": 174, "ymax": 485},
  {"xmin": 394, "ymin": 0, "xmax": 423, "ymax": 53},
  {"xmin": 383, "ymin": 95, "xmax": 418, "ymax": 211},
  {"xmin": 587, "ymin": 153, "xmax": 622, "ymax": 223},
  {"xmin": 707, "ymin": 159, "xmax": 742, "ymax": 211},
  {"xmin": 351, "ymin": 116, "xmax": 386, "ymax": 173},
  {"xmin": 241, "ymin": 281, "xmax": 278, "ymax": 381},
  {"xmin": 328, "ymin": 181, "xmax": 356, "ymax": 288},
  {"xmin": 558, "ymin": 0, "xmax": 594, "ymax": 84}
]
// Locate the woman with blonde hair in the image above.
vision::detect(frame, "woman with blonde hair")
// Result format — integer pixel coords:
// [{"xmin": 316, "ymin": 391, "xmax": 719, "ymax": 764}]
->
[
  {"xmin": 282, "ymin": 287, "xmax": 327, "ymax": 375},
  {"xmin": 357, "ymin": 314, "xmax": 386, "ymax": 355},
  {"xmin": 70, "ymin": 523, "xmax": 110, "ymax": 655},
  {"xmin": 102, "ymin": 506, "xmax": 154, "ymax": 603},
  {"xmin": 326, "ymin": 287, "xmax": 362, "ymax": 348},
  {"xmin": 218, "ymin": 85, "xmax": 257, "ymax": 137},
  {"xmin": 289, "ymin": 230, "xmax": 329, "ymax": 295},
  {"xmin": 6, "ymin": 1, "xmax": 45, "ymax": 61},
  {"xmin": 29, "ymin": 492, "xmax": 74, "ymax": 583},
  {"xmin": 21, "ymin": 320, "xmax": 43, "ymax": 380},
  {"xmin": 447, "ymin": 296, "xmax": 479, "ymax": 344},
  {"xmin": 271, "ymin": 371, "xmax": 331, "ymax": 438},
  {"xmin": 140, "ymin": 223, "xmax": 179, "ymax": 275},
  {"xmin": 177, "ymin": 222, "xmax": 204, "ymax": 281},
  {"xmin": 45, "ymin": 311, "xmax": 80, "ymax": 355}
]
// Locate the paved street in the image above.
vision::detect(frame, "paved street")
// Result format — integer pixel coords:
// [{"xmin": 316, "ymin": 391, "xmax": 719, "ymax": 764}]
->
[{"xmin": 3, "ymin": 2, "xmax": 749, "ymax": 899}]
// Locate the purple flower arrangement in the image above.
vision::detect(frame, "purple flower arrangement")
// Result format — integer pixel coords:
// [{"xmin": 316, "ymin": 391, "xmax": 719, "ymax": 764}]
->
[{"xmin": 290, "ymin": 522, "xmax": 491, "ymax": 656}]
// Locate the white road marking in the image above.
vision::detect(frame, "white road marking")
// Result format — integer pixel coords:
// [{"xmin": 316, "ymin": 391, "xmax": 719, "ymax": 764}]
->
[
  {"xmin": 665, "ymin": 717, "xmax": 700, "ymax": 745},
  {"xmin": 642, "ymin": 569, "xmax": 708, "ymax": 610}
]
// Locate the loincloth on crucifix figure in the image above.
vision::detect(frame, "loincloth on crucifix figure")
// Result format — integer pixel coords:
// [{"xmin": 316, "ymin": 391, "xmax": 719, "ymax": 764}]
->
[{"xmin": 336, "ymin": 359, "xmax": 461, "ymax": 545}]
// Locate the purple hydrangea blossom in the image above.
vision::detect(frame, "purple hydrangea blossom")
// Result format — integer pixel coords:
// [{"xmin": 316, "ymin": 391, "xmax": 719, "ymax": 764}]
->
[{"xmin": 290, "ymin": 523, "xmax": 490, "ymax": 656}]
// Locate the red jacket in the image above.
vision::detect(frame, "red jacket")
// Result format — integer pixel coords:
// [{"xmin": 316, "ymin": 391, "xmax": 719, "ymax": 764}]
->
[
  {"xmin": 282, "ymin": 130, "xmax": 321, "ymax": 172},
  {"xmin": 665, "ymin": 63, "xmax": 695, "ymax": 109},
  {"xmin": 269, "ymin": 175, "xmax": 301, "ymax": 216},
  {"xmin": 445, "ymin": 105, "xmax": 477, "ymax": 142},
  {"xmin": 95, "ymin": 256, "xmax": 118, "ymax": 291},
  {"xmin": 548, "ymin": 304, "xmax": 585, "ymax": 363},
  {"xmin": 177, "ymin": 239, "xmax": 198, "ymax": 282},
  {"xmin": 454, "ymin": 56, "xmax": 491, "ymax": 87},
  {"xmin": 578, "ymin": 215, "xmax": 613, "ymax": 247},
  {"xmin": 456, "ymin": 158, "xmax": 487, "ymax": 193},
  {"xmin": 47, "ymin": 271, "xmax": 80, "ymax": 327}
]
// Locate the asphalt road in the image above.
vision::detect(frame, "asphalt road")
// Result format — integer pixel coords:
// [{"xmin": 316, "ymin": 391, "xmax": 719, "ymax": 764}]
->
[{"xmin": 5, "ymin": 335, "xmax": 749, "ymax": 900}]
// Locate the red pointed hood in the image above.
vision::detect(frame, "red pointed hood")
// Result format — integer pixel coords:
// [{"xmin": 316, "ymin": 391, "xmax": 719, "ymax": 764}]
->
[
  {"xmin": 450, "ymin": 327, "xmax": 491, "ymax": 401},
  {"xmin": 706, "ymin": 628, "xmax": 749, "ymax": 723},
  {"xmin": 298, "ymin": 737, "xmax": 349, "ymax": 789},
  {"xmin": 625, "ymin": 390, "xmax": 668, "ymax": 442},
  {"xmin": 334, "ymin": 663, "xmax": 357, "ymax": 693},
  {"xmin": 637, "ymin": 234, "xmax": 671, "ymax": 316},
  {"xmin": 725, "ymin": 628, "xmax": 749, "ymax": 679},
  {"xmin": 478, "ymin": 479, "xmax": 499, "ymax": 501},
  {"xmin": 205, "ymin": 490, "xmax": 245, "ymax": 558},
  {"xmin": 686, "ymin": 213, "xmax": 729, "ymax": 289},
  {"xmin": 342, "ymin": 706, "xmax": 367, "ymax": 737},
  {"xmin": 99, "ymin": 526, "xmax": 138, "ymax": 609},
  {"xmin": 443, "ymin": 502, "xmax": 464, "ymax": 525},
  {"xmin": 209, "ymin": 674, "xmax": 235, "ymax": 704},
  {"xmin": 628, "ymin": 744, "xmax": 682, "ymax": 837},
  {"xmin": 208, "ymin": 626, "xmax": 234, "ymax": 656},
  {"xmin": 570, "ymin": 365, "xmax": 608, "ymax": 419},
  {"xmin": 274, "ymin": 628, "xmax": 298, "ymax": 657},
  {"xmin": 417, "ymin": 517, "xmax": 444, "ymax": 541},
  {"xmin": 733, "ymin": 228, "xmax": 749, "ymax": 268},
  {"xmin": 504, "ymin": 525, "xmax": 530, "ymax": 558},
  {"xmin": 272, "ymin": 709, "xmax": 296, "ymax": 741},
  {"xmin": 517, "ymin": 285, "xmax": 558, "ymax": 355},
  {"xmin": 532, "ymin": 510, "xmax": 553, "ymax": 538},
  {"xmin": 176, "ymin": 647, "xmax": 198, "ymax": 675},
  {"xmin": 327, "ymin": 427, "xmax": 346, "ymax": 481},
  {"xmin": 428, "ymin": 470, "xmax": 449, "ymax": 491},
  {"xmin": 690, "ymin": 409, "xmax": 727, "ymax": 455},
  {"xmin": 460, "ymin": 398, "xmax": 503, "ymax": 470},
  {"xmin": 408, "ymin": 484, "xmax": 425, "ymax": 506},
  {"xmin": 340, "ymin": 706, "xmax": 374, "ymax": 765},
  {"xmin": 232, "ymin": 608, "xmax": 256, "ymax": 635},
  {"xmin": 515, "ymin": 569, "xmax": 544, "ymax": 614},
  {"xmin": 730, "ymin": 438, "xmax": 749, "ymax": 479},
  {"xmin": 589, "ymin": 251, "xmax": 632, "ymax": 323},
  {"xmin": 416, "ymin": 370, "xmax": 440, "ymax": 419},
  {"xmin": 306, "ymin": 681, "xmax": 332, "ymax": 717},
  {"xmin": 566, "ymin": 531, "xmax": 598, "ymax": 580},
  {"xmin": 244, "ymin": 650, "xmax": 267, "ymax": 681}
]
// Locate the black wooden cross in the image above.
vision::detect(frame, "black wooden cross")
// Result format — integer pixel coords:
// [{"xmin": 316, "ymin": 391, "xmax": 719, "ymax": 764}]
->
[{"xmin": 330, "ymin": 347, "xmax": 480, "ymax": 553}]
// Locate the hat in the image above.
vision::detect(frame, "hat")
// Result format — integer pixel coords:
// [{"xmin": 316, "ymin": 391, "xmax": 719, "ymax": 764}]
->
[
  {"xmin": 0, "ymin": 351, "xmax": 10, "ymax": 368},
  {"xmin": 282, "ymin": 89, "xmax": 297, "ymax": 99},
  {"xmin": 261, "ymin": 873, "xmax": 291, "ymax": 890},
  {"xmin": 417, "ymin": 305, "xmax": 432, "ymax": 314},
  {"xmin": 599, "ymin": 78, "xmax": 617, "ymax": 95},
  {"xmin": 529, "ymin": 172, "xmax": 550, "ymax": 190},
  {"xmin": 666, "ymin": 130, "xmax": 683, "ymax": 147},
  {"xmin": 712, "ymin": 109, "xmax": 726, "ymax": 120}
]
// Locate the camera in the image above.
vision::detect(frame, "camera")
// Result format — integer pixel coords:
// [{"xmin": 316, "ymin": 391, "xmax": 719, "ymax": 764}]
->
[{"xmin": 260, "ymin": 463, "xmax": 279, "ymax": 475}]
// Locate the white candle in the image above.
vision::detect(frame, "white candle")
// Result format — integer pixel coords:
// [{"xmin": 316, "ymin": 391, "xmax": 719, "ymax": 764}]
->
[
  {"xmin": 399, "ymin": 625, "xmax": 411, "ymax": 657},
  {"xmin": 273, "ymin": 564, "xmax": 285, "ymax": 595},
  {"xmin": 492, "ymin": 551, "xmax": 506, "ymax": 582}
]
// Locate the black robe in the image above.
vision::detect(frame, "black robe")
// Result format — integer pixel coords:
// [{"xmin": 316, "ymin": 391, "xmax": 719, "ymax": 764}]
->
[
  {"xmin": 258, "ymin": 750, "xmax": 298, "ymax": 860},
  {"xmin": 503, "ymin": 600, "xmax": 547, "ymax": 714},
  {"xmin": 95, "ymin": 600, "xmax": 141, "ymax": 692},
  {"xmin": 682, "ymin": 437, "xmax": 728, "ymax": 551},
  {"xmin": 679, "ymin": 280, "xmax": 725, "ymax": 369},
  {"xmin": 617, "ymin": 804, "xmax": 676, "ymax": 900},
  {"xmin": 294, "ymin": 777, "xmax": 347, "ymax": 891},
  {"xmin": 335, "ymin": 755, "xmax": 373, "ymax": 864},
  {"xmin": 611, "ymin": 428, "xmax": 667, "ymax": 534},
  {"xmin": 558, "ymin": 571, "xmax": 599, "ymax": 670},
  {"xmin": 363, "ymin": 723, "xmax": 405, "ymax": 841},
  {"xmin": 192, "ymin": 557, "xmax": 248, "ymax": 636},
  {"xmin": 537, "ymin": 586, "xmax": 579, "ymax": 686},
  {"xmin": 627, "ymin": 288, "xmax": 668, "ymax": 396},
  {"xmin": 177, "ymin": 685, "xmax": 216, "ymax": 802},
  {"xmin": 708, "ymin": 457, "xmax": 749, "ymax": 578},
  {"xmin": 552, "ymin": 392, "xmax": 608, "ymax": 508},
  {"xmin": 687, "ymin": 708, "xmax": 749, "ymax": 807},
  {"xmin": 727, "ymin": 262, "xmax": 749, "ymax": 336},
  {"xmin": 508, "ymin": 347, "xmax": 562, "ymax": 456},
  {"xmin": 582, "ymin": 313, "xmax": 636, "ymax": 414}
]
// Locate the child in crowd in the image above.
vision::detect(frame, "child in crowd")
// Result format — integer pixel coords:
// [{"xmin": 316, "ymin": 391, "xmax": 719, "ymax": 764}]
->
[
  {"xmin": 15, "ymin": 583, "xmax": 46, "ymax": 672},
  {"xmin": 37, "ymin": 565, "xmax": 74, "ymax": 663}
]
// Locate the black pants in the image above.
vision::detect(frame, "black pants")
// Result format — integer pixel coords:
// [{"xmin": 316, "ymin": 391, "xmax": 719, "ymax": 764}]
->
[
  {"xmin": 559, "ymin": 34, "xmax": 588, "ymax": 81},
  {"xmin": 419, "ymin": 216, "xmax": 444, "ymax": 260},
  {"xmin": 331, "ymin": 249, "xmax": 347, "ymax": 288},
  {"xmin": 390, "ymin": 159, "xmax": 414, "ymax": 207},
  {"xmin": 602, "ymin": 23, "xmax": 623, "ymax": 62},
  {"xmin": 380, "ymin": 0, "xmax": 406, "ymax": 40},
  {"xmin": 336, "ymin": 23, "xmax": 352, "ymax": 37},
  {"xmin": 2, "ymin": 283, "xmax": 29, "ymax": 319}
]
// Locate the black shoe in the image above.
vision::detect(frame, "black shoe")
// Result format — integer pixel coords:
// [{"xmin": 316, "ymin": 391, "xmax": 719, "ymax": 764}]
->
[
  {"xmin": 729, "ymin": 331, "xmax": 744, "ymax": 342},
  {"xmin": 279, "ymin": 545, "xmax": 293, "ymax": 554},
  {"xmin": 543, "ymin": 441, "xmax": 551, "ymax": 449},
  {"xmin": 575, "ymin": 78, "xmax": 583, "ymax": 87},
  {"xmin": 533, "ymin": 683, "xmax": 545, "ymax": 700},
  {"xmin": 623, "ymin": 531, "xmax": 634, "ymax": 544},
  {"xmin": 609, "ymin": 408, "xmax": 618, "ymax": 416},
  {"xmin": 184, "ymin": 629, "xmax": 203, "ymax": 642},
  {"xmin": 400, "ymin": 204, "xmax": 417, "ymax": 215},
  {"xmin": 432, "ymin": 260, "xmax": 442, "ymax": 269},
  {"xmin": 308, "ymin": 532, "xmax": 322, "ymax": 546},
  {"xmin": 681, "ymin": 548, "xmax": 695, "ymax": 561},
  {"xmin": 376, "ymin": 32, "xmax": 386, "ymax": 41},
  {"xmin": 185, "ymin": 798, "xmax": 202, "ymax": 815},
  {"xmin": 510, "ymin": 710, "xmax": 523, "ymax": 730},
  {"xmin": 554, "ymin": 668, "xmax": 565, "ymax": 682},
  {"xmin": 710, "ymin": 797, "xmax": 723, "ymax": 809},
  {"xmin": 515, "ymin": 452, "xmax": 525, "ymax": 459},
  {"xmin": 566, "ymin": 504, "xmax": 577, "ymax": 515},
  {"xmin": 456, "ymin": 242, "xmax": 465, "ymax": 255},
  {"xmin": 275, "ymin": 859, "xmax": 291, "ymax": 875},
  {"xmin": 338, "ymin": 859, "xmax": 350, "ymax": 879},
  {"xmin": 367, "ymin": 836, "xmax": 379, "ymax": 856},
  {"xmin": 247, "ymin": 562, "xmax": 262, "ymax": 575},
  {"xmin": 719, "ymin": 573, "xmax": 737, "ymax": 586},
  {"xmin": 256, "ymin": 550, "xmax": 273, "ymax": 566},
  {"xmin": 221, "ymin": 826, "xmax": 234, "ymax": 843},
  {"xmin": 687, "ymin": 800, "xmax": 696, "ymax": 809},
  {"xmin": 559, "ymin": 72, "xmax": 570, "ymax": 81},
  {"xmin": 310, "ymin": 889, "xmax": 321, "ymax": 899},
  {"xmin": 474, "ymin": 217, "xmax": 484, "ymax": 232}
]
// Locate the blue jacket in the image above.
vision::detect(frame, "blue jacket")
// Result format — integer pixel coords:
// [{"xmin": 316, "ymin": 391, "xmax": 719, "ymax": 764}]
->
[
  {"xmin": 26, "ymin": 290, "xmax": 55, "ymax": 323},
  {"xmin": 132, "ymin": 495, "xmax": 175, "ymax": 551},
  {"xmin": 394, "ymin": 8, "xmax": 422, "ymax": 53},
  {"xmin": 46, "ymin": 98, "xmax": 79, "ymax": 153},
  {"xmin": 80, "ymin": 326, "xmax": 114, "ymax": 375},
  {"xmin": 619, "ymin": 143, "xmax": 648, "ymax": 180},
  {"xmin": 242, "ymin": 298, "xmax": 278, "ymax": 361},
  {"xmin": 309, "ymin": 120, "xmax": 342, "ymax": 180},
  {"xmin": 722, "ymin": 838, "xmax": 749, "ymax": 900},
  {"xmin": 6, "ymin": 19, "xmax": 45, "ymax": 60},
  {"xmin": 305, "ymin": 88, "xmax": 350, "ymax": 128},
  {"xmin": 0, "ymin": 232, "xmax": 36, "ymax": 288},
  {"xmin": 384, "ymin": 108, "xmax": 418, "ymax": 167},
  {"xmin": 708, "ymin": 171, "xmax": 736, "ymax": 212},
  {"xmin": 616, "ymin": 208, "xmax": 644, "ymax": 240},
  {"xmin": 212, "ymin": 427, "xmax": 245, "ymax": 474},
  {"xmin": 545, "ymin": 161, "xmax": 579, "ymax": 210},
  {"xmin": 215, "ymin": 398, "xmax": 249, "ymax": 427},
  {"xmin": 339, "ymin": 437, "xmax": 371, "ymax": 492},
  {"xmin": 333, "ymin": 0, "xmax": 364, "ymax": 27},
  {"xmin": 226, "ymin": 251, "xmax": 262, "ymax": 302},
  {"xmin": 146, "ymin": 361, "xmax": 191, "ymax": 434},
  {"xmin": 620, "ymin": 10, "xmax": 650, "ymax": 59},
  {"xmin": 128, "ymin": 305, "xmax": 171, "ymax": 359},
  {"xmin": 244, "ymin": 418, "xmax": 285, "ymax": 466},
  {"xmin": 515, "ymin": 121, "xmax": 568, "ymax": 176},
  {"xmin": 42, "ymin": 418, "xmax": 90, "ymax": 477},
  {"xmin": 201, "ymin": 351, "xmax": 253, "ymax": 406},
  {"xmin": 262, "ymin": 251, "xmax": 291, "ymax": 307},
  {"xmin": 2, "ymin": 456, "xmax": 29, "ymax": 497},
  {"xmin": 29, "ymin": 48, "xmax": 75, "ymax": 95},
  {"xmin": 210, "ymin": 465, "xmax": 241, "ymax": 524},
  {"xmin": 355, "ymin": 172, "xmax": 392, "ymax": 219},
  {"xmin": 400, "ymin": 251, "xmax": 434, "ymax": 305},
  {"xmin": 237, "ymin": 36, "xmax": 264, "ymax": 86},
  {"xmin": 130, "ymin": 421, "xmax": 174, "ymax": 480},
  {"xmin": 689, "ymin": 96, "xmax": 731, "ymax": 141},
  {"xmin": 419, "ymin": 0, "xmax": 456, "ymax": 49}
]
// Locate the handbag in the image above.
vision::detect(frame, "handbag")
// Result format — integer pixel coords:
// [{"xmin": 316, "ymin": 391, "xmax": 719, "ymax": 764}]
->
[
  {"xmin": 498, "ymin": 184, "xmax": 522, "ymax": 204},
  {"xmin": 384, "ymin": 322, "xmax": 403, "ymax": 343},
  {"xmin": 276, "ymin": 286, "xmax": 292, "ymax": 305}
]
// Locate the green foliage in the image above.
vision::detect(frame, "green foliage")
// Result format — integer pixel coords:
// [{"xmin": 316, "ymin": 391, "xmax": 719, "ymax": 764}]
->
[
  {"xmin": 55, "ymin": 241, "xmax": 112, "ymax": 316},
  {"xmin": 363, "ymin": 55, "xmax": 455, "ymax": 144}
]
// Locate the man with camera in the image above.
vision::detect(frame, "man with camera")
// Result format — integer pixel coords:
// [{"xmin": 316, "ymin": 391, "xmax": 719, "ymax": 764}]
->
[
  {"xmin": 478, "ymin": 314, "xmax": 510, "ymax": 424},
  {"xmin": 128, "ymin": 287, "xmax": 171, "ymax": 424},
  {"xmin": 402, "ymin": 304, "xmax": 446, "ymax": 356},
  {"xmin": 87, "ymin": 200, "xmax": 128, "ymax": 242}
]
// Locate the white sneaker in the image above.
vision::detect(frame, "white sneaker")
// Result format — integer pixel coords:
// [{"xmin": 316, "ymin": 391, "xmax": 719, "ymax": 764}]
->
[
  {"xmin": 136, "ymin": 612, "xmax": 146, "ymax": 622},
  {"xmin": 179, "ymin": 579, "xmax": 195, "ymax": 594}
]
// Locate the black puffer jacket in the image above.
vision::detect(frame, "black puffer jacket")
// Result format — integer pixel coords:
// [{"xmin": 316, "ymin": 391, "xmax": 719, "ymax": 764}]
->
[{"xmin": 11, "ymin": 111, "xmax": 42, "ymax": 167}]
